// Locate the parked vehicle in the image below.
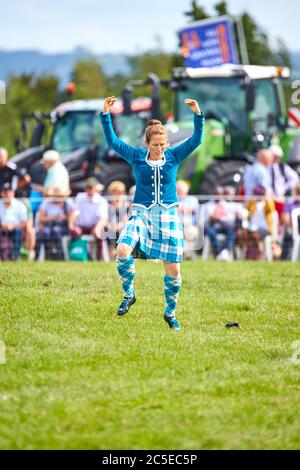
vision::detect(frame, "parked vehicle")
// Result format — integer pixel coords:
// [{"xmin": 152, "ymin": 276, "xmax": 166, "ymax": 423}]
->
[
  {"xmin": 11, "ymin": 94, "xmax": 155, "ymax": 194},
  {"xmin": 126, "ymin": 65, "xmax": 300, "ymax": 194},
  {"xmin": 165, "ymin": 65, "xmax": 300, "ymax": 194}
]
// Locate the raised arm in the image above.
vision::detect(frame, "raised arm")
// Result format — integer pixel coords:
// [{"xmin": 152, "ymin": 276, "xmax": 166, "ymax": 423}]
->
[
  {"xmin": 99, "ymin": 96, "xmax": 140, "ymax": 165},
  {"xmin": 170, "ymin": 99, "xmax": 205, "ymax": 165}
]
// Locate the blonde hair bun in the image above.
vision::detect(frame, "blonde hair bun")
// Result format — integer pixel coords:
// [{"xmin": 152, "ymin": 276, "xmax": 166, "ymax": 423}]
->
[
  {"xmin": 145, "ymin": 119, "xmax": 167, "ymax": 143},
  {"xmin": 147, "ymin": 119, "xmax": 162, "ymax": 126}
]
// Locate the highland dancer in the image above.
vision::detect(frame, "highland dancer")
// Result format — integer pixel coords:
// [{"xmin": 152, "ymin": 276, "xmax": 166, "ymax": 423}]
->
[{"xmin": 99, "ymin": 96, "xmax": 204, "ymax": 330}]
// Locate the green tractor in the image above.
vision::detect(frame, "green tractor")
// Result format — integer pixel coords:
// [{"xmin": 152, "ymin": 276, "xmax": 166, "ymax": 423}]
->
[
  {"xmin": 163, "ymin": 64, "xmax": 300, "ymax": 194},
  {"xmin": 11, "ymin": 75, "xmax": 162, "ymax": 195},
  {"xmin": 10, "ymin": 97, "xmax": 155, "ymax": 195}
]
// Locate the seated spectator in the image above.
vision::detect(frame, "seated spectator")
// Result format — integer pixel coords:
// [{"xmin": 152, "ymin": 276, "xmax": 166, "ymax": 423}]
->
[
  {"xmin": 106, "ymin": 181, "xmax": 129, "ymax": 260},
  {"xmin": 223, "ymin": 186, "xmax": 246, "ymax": 254},
  {"xmin": 204, "ymin": 186, "xmax": 243, "ymax": 261},
  {"xmin": 0, "ymin": 183, "xmax": 28, "ymax": 260},
  {"xmin": 202, "ymin": 186, "xmax": 224, "ymax": 223},
  {"xmin": 69, "ymin": 177, "xmax": 108, "ymax": 259},
  {"xmin": 281, "ymin": 182, "xmax": 300, "ymax": 259},
  {"xmin": 0, "ymin": 148, "xmax": 37, "ymax": 259},
  {"xmin": 176, "ymin": 180, "xmax": 199, "ymax": 259},
  {"xmin": 0, "ymin": 147, "xmax": 31, "ymax": 194},
  {"xmin": 35, "ymin": 186, "xmax": 74, "ymax": 260}
]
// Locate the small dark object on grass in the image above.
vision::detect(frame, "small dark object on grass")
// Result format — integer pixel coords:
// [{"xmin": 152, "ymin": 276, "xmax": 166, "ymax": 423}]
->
[{"xmin": 225, "ymin": 322, "xmax": 242, "ymax": 330}]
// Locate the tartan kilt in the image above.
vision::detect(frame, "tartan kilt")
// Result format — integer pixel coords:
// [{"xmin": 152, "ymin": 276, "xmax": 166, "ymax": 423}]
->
[{"xmin": 117, "ymin": 204, "xmax": 184, "ymax": 263}]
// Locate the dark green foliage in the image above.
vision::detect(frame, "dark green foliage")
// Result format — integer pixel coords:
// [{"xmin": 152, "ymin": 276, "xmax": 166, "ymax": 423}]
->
[
  {"xmin": 71, "ymin": 58, "xmax": 108, "ymax": 99},
  {"xmin": 0, "ymin": 74, "xmax": 59, "ymax": 155},
  {"xmin": 184, "ymin": 0, "xmax": 209, "ymax": 21},
  {"xmin": 214, "ymin": 1, "xmax": 228, "ymax": 16}
]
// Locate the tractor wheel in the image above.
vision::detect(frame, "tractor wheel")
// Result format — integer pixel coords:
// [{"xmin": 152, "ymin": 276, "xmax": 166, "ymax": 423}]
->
[{"xmin": 199, "ymin": 158, "xmax": 249, "ymax": 195}]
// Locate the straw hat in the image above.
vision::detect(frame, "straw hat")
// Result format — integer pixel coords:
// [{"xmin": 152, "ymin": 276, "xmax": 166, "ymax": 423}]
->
[{"xmin": 44, "ymin": 185, "xmax": 71, "ymax": 197}]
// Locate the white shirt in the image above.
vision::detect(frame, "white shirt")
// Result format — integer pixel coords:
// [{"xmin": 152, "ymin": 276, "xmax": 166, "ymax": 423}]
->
[
  {"xmin": 147, "ymin": 158, "xmax": 164, "ymax": 167},
  {"xmin": 0, "ymin": 198, "xmax": 28, "ymax": 225}
]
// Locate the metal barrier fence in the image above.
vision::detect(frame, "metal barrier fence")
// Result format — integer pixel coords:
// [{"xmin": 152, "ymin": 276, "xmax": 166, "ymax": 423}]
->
[{"xmin": 0, "ymin": 195, "xmax": 299, "ymax": 262}]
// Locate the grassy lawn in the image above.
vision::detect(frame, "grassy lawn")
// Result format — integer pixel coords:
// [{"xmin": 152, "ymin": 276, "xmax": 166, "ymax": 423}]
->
[{"xmin": 0, "ymin": 260, "xmax": 299, "ymax": 450}]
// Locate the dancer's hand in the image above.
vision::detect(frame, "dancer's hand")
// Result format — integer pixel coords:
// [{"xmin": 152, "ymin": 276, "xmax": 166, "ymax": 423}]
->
[
  {"xmin": 184, "ymin": 98, "xmax": 201, "ymax": 115},
  {"xmin": 103, "ymin": 96, "xmax": 117, "ymax": 113}
]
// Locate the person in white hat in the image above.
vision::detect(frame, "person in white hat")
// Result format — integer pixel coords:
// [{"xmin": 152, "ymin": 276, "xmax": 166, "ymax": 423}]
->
[
  {"xmin": 69, "ymin": 177, "xmax": 108, "ymax": 259},
  {"xmin": 269, "ymin": 144, "xmax": 299, "ymax": 219},
  {"xmin": 32, "ymin": 149, "xmax": 70, "ymax": 195}
]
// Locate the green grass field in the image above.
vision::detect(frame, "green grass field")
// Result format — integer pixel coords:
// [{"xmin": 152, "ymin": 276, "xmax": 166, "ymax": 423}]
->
[{"xmin": 0, "ymin": 260, "xmax": 299, "ymax": 450}]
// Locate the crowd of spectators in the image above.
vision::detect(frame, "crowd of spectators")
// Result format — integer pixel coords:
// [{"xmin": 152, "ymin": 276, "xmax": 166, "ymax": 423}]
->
[
  {"xmin": 201, "ymin": 146, "xmax": 300, "ymax": 261},
  {"xmin": 0, "ymin": 145, "xmax": 300, "ymax": 262}
]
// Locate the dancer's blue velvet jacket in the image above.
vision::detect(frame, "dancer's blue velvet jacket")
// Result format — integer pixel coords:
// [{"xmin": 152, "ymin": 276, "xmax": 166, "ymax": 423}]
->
[{"xmin": 99, "ymin": 111, "xmax": 205, "ymax": 210}]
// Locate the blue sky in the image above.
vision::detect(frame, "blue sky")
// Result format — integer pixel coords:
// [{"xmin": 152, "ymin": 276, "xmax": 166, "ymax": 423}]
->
[{"xmin": 1, "ymin": 0, "xmax": 299, "ymax": 53}]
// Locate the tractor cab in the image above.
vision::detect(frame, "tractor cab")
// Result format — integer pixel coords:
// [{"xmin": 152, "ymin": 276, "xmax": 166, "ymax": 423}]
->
[{"xmin": 166, "ymin": 64, "xmax": 299, "ymax": 193}]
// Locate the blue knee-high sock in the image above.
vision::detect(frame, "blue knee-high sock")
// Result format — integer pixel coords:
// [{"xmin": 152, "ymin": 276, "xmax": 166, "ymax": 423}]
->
[
  {"xmin": 116, "ymin": 255, "xmax": 135, "ymax": 298},
  {"xmin": 164, "ymin": 274, "xmax": 182, "ymax": 318}
]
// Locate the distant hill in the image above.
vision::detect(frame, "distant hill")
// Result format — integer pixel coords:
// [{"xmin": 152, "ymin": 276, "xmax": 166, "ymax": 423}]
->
[
  {"xmin": 1, "ymin": 48, "xmax": 299, "ymax": 83},
  {"xmin": 0, "ymin": 47, "xmax": 131, "ymax": 84}
]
